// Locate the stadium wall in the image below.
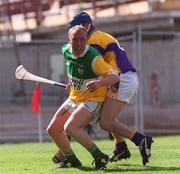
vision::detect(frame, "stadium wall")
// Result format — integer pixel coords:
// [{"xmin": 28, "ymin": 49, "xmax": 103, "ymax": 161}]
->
[{"xmin": 0, "ymin": 31, "xmax": 180, "ymax": 142}]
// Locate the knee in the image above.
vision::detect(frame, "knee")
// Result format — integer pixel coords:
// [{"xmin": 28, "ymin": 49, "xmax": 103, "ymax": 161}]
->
[
  {"xmin": 99, "ymin": 120, "xmax": 111, "ymax": 132},
  {"xmin": 47, "ymin": 122, "xmax": 63, "ymax": 137},
  {"xmin": 46, "ymin": 123, "xmax": 56, "ymax": 136},
  {"xmin": 46, "ymin": 124, "xmax": 53, "ymax": 136},
  {"xmin": 64, "ymin": 122, "xmax": 74, "ymax": 135}
]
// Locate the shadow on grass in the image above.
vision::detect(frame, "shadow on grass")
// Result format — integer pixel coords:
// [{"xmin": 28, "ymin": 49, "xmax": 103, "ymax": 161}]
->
[
  {"xmin": 103, "ymin": 165, "xmax": 180, "ymax": 173},
  {"xmin": 78, "ymin": 166, "xmax": 95, "ymax": 171},
  {"xmin": 78, "ymin": 165, "xmax": 180, "ymax": 173}
]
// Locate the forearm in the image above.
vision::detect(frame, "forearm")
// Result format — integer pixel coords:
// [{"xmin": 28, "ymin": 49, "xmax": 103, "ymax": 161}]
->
[
  {"xmin": 86, "ymin": 74, "xmax": 119, "ymax": 92},
  {"xmin": 98, "ymin": 74, "xmax": 119, "ymax": 87}
]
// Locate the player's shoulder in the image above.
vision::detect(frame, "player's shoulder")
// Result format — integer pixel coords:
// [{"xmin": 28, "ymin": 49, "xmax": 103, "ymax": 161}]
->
[
  {"xmin": 90, "ymin": 30, "xmax": 116, "ymax": 46},
  {"xmin": 94, "ymin": 30, "xmax": 116, "ymax": 40}
]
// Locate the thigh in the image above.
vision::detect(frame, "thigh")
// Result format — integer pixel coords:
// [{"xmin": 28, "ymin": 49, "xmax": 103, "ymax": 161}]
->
[
  {"xmin": 83, "ymin": 101, "xmax": 102, "ymax": 125},
  {"xmin": 65, "ymin": 103, "xmax": 92, "ymax": 129},
  {"xmin": 100, "ymin": 97, "xmax": 125, "ymax": 122},
  {"xmin": 48, "ymin": 99, "xmax": 72, "ymax": 131}
]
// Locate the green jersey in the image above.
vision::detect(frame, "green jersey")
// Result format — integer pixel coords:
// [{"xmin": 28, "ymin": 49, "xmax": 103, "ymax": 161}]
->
[{"xmin": 62, "ymin": 43, "xmax": 114, "ymax": 103}]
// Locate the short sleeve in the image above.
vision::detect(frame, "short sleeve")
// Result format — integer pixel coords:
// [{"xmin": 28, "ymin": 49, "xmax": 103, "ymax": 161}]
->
[{"xmin": 92, "ymin": 56, "xmax": 116, "ymax": 76}]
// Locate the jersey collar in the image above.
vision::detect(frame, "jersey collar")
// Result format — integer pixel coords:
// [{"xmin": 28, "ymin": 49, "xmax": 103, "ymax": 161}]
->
[{"xmin": 69, "ymin": 44, "xmax": 89, "ymax": 59}]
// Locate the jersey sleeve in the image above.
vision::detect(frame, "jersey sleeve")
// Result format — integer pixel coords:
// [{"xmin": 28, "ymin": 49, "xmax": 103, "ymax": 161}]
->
[
  {"xmin": 92, "ymin": 56, "xmax": 117, "ymax": 76},
  {"xmin": 61, "ymin": 43, "xmax": 70, "ymax": 56}
]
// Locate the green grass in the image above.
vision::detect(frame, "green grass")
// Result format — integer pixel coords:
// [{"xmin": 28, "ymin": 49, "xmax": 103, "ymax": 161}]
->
[{"xmin": 1, "ymin": 136, "xmax": 180, "ymax": 174}]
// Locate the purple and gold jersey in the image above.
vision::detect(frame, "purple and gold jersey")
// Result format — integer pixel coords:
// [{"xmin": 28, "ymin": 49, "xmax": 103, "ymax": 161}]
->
[{"xmin": 87, "ymin": 29, "xmax": 136, "ymax": 74}]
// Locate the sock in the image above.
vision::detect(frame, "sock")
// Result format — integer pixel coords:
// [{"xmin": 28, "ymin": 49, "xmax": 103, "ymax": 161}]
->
[
  {"xmin": 115, "ymin": 141, "xmax": 128, "ymax": 152},
  {"xmin": 64, "ymin": 149, "xmax": 77, "ymax": 162},
  {"xmin": 131, "ymin": 132, "xmax": 144, "ymax": 146},
  {"xmin": 88, "ymin": 144, "xmax": 102, "ymax": 159},
  {"xmin": 54, "ymin": 149, "xmax": 65, "ymax": 162}
]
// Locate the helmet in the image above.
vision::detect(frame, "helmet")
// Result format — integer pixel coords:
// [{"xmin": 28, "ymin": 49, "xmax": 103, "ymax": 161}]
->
[{"xmin": 68, "ymin": 12, "xmax": 92, "ymax": 29}]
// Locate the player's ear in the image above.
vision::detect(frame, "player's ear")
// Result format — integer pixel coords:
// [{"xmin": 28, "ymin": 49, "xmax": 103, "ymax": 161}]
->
[{"xmin": 82, "ymin": 23, "xmax": 90, "ymax": 31}]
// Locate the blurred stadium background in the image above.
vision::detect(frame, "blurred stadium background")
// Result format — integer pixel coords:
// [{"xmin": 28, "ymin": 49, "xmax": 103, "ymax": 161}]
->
[{"xmin": 0, "ymin": 0, "xmax": 180, "ymax": 143}]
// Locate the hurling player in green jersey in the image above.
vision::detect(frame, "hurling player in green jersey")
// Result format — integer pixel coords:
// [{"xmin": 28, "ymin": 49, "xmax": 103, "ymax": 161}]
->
[{"xmin": 47, "ymin": 25, "xmax": 119, "ymax": 169}]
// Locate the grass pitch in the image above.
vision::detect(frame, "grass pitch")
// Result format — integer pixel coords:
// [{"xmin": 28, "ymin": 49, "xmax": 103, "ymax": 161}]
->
[{"xmin": 1, "ymin": 135, "xmax": 180, "ymax": 174}]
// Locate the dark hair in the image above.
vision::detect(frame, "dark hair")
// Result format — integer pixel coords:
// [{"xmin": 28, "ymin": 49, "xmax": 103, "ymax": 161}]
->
[{"xmin": 68, "ymin": 12, "xmax": 92, "ymax": 29}]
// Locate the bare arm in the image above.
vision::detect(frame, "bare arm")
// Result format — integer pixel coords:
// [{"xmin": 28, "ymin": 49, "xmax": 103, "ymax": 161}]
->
[{"xmin": 86, "ymin": 73, "xmax": 119, "ymax": 92}]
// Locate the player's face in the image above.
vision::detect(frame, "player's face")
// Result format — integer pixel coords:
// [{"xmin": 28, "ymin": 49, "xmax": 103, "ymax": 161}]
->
[{"xmin": 69, "ymin": 30, "xmax": 87, "ymax": 57}]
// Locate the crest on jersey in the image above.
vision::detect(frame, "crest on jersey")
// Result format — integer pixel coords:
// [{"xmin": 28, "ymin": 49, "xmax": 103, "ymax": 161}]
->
[
  {"xmin": 77, "ymin": 64, "xmax": 84, "ymax": 75},
  {"xmin": 78, "ymin": 67, "xmax": 84, "ymax": 74}
]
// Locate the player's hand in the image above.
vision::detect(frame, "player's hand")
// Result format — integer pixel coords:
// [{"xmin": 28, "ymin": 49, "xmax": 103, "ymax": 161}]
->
[
  {"xmin": 111, "ymin": 82, "xmax": 119, "ymax": 93},
  {"xmin": 66, "ymin": 83, "xmax": 71, "ymax": 92},
  {"xmin": 86, "ymin": 80, "xmax": 100, "ymax": 92}
]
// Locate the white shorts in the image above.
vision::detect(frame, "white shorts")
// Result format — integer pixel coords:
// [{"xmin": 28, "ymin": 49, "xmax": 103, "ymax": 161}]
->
[
  {"xmin": 62, "ymin": 98, "xmax": 102, "ymax": 125},
  {"xmin": 107, "ymin": 71, "xmax": 139, "ymax": 104}
]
